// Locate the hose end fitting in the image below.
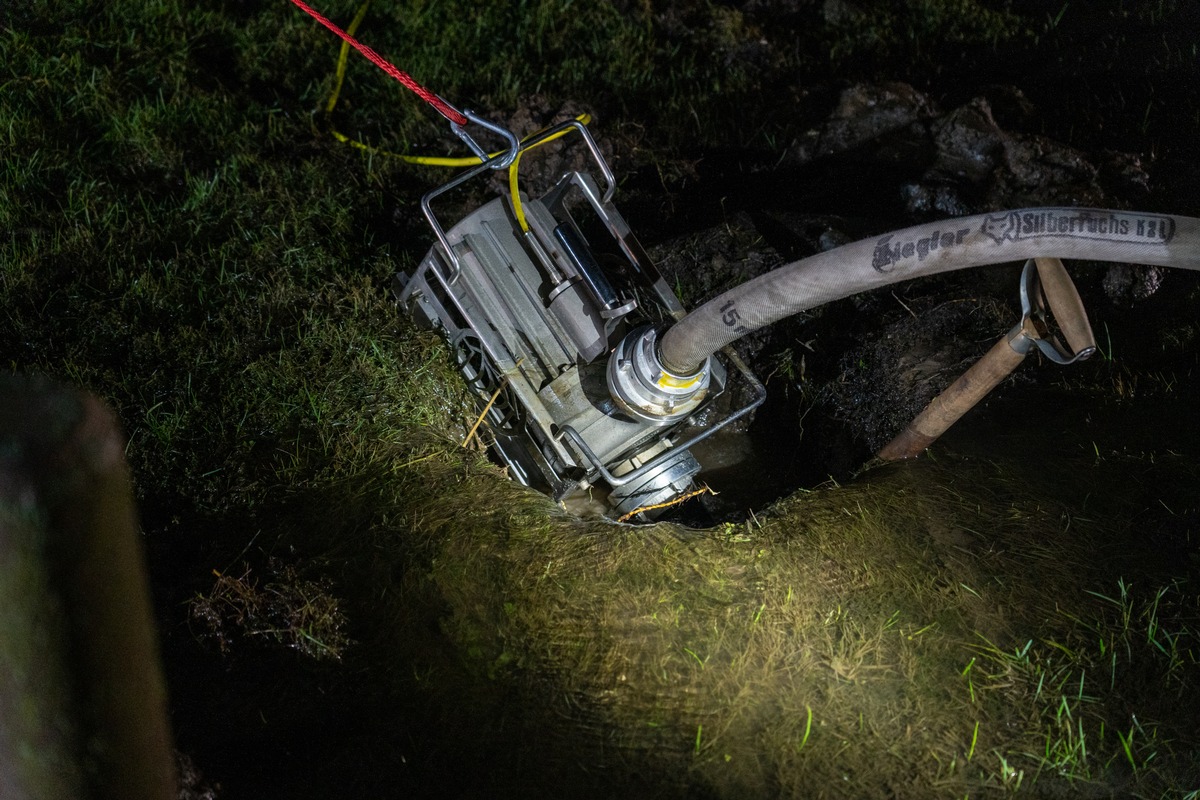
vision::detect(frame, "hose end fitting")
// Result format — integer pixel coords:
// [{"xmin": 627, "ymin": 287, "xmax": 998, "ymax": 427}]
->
[{"xmin": 607, "ymin": 326, "xmax": 711, "ymax": 426}]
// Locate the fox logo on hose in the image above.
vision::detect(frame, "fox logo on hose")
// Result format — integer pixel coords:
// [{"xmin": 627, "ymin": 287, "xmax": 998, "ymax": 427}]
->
[
  {"xmin": 981, "ymin": 209, "xmax": 1175, "ymax": 245},
  {"xmin": 981, "ymin": 213, "xmax": 1019, "ymax": 243}
]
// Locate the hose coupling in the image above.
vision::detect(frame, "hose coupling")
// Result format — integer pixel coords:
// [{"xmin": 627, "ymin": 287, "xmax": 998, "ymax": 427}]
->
[{"xmin": 607, "ymin": 326, "xmax": 711, "ymax": 426}]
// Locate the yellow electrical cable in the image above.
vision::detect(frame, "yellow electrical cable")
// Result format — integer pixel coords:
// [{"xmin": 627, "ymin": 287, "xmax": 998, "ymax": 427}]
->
[
  {"xmin": 324, "ymin": 0, "xmax": 593, "ymax": 217},
  {"xmin": 508, "ymin": 113, "xmax": 591, "ymax": 232},
  {"xmin": 508, "ymin": 151, "xmax": 526, "ymax": 229},
  {"xmin": 325, "ymin": 1, "xmax": 485, "ymax": 166},
  {"xmin": 324, "ymin": 1, "xmax": 370, "ymax": 115}
]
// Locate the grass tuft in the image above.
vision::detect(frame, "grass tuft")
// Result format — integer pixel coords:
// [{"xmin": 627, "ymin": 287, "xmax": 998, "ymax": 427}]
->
[{"xmin": 189, "ymin": 560, "xmax": 351, "ymax": 662}]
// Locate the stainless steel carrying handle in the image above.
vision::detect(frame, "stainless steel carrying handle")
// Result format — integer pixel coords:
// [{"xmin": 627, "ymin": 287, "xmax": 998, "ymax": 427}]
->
[{"xmin": 421, "ymin": 119, "xmax": 616, "ymax": 279}]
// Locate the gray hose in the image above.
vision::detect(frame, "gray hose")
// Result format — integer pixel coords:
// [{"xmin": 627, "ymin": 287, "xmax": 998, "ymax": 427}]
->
[{"xmin": 659, "ymin": 207, "xmax": 1200, "ymax": 374}]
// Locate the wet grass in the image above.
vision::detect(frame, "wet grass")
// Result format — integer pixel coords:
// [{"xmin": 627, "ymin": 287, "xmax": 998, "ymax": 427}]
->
[
  {"xmin": 4, "ymin": 0, "xmax": 1200, "ymax": 797},
  {"xmin": 291, "ymin": 433, "xmax": 1200, "ymax": 797}
]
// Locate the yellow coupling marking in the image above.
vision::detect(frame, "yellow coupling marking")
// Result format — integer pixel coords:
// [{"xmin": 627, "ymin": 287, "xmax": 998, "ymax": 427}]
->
[{"xmin": 658, "ymin": 373, "xmax": 701, "ymax": 390}]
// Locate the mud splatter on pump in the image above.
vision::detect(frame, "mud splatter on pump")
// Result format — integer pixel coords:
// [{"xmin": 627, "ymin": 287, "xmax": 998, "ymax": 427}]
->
[{"xmin": 395, "ymin": 121, "xmax": 764, "ymax": 519}]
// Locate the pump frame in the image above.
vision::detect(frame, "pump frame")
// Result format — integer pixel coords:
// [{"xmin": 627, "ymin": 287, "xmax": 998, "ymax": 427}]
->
[{"xmin": 395, "ymin": 121, "xmax": 764, "ymax": 517}]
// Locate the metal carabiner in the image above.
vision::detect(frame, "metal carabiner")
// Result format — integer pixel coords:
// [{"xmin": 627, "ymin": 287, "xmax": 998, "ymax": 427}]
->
[{"xmin": 447, "ymin": 106, "xmax": 520, "ymax": 170}]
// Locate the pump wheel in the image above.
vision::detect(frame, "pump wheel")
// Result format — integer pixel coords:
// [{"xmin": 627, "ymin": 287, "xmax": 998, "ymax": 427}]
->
[{"xmin": 451, "ymin": 330, "xmax": 520, "ymax": 432}]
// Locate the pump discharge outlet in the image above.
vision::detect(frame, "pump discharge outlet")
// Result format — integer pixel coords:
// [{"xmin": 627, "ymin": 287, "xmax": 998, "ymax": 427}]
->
[{"xmin": 395, "ymin": 121, "xmax": 762, "ymax": 519}]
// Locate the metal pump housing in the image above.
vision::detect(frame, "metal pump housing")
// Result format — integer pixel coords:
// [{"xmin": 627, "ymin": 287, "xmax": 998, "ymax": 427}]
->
[{"xmin": 395, "ymin": 121, "xmax": 762, "ymax": 518}]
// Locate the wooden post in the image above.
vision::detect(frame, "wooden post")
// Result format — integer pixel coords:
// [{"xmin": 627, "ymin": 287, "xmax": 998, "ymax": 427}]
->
[{"xmin": 0, "ymin": 374, "xmax": 175, "ymax": 800}]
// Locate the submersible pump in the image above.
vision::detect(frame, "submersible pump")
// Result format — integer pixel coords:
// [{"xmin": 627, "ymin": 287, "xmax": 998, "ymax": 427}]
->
[{"xmin": 396, "ymin": 121, "xmax": 765, "ymax": 519}]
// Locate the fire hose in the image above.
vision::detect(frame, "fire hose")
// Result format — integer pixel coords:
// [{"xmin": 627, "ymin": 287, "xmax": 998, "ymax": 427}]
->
[{"xmin": 659, "ymin": 209, "xmax": 1200, "ymax": 376}]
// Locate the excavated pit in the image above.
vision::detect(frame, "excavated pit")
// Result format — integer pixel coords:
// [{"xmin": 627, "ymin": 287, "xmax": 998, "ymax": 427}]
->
[{"xmin": 639, "ymin": 82, "xmax": 1184, "ymax": 522}]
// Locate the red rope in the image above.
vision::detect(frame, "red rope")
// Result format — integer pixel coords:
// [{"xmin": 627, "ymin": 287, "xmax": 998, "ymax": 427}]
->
[{"xmin": 288, "ymin": 0, "xmax": 469, "ymax": 127}]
